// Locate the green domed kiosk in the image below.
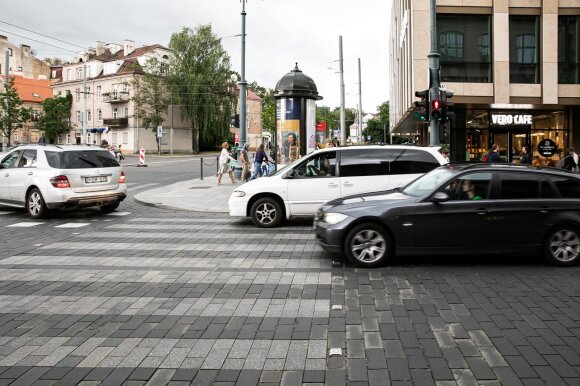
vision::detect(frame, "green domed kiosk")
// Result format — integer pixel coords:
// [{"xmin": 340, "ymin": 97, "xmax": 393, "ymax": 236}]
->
[{"xmin": 274, "ymin": 63, "xmax": 322, "ymax": 165}]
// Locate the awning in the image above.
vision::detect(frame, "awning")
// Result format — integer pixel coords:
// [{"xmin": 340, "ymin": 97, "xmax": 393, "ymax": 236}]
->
[{"xmin": 87, "ymin": 128, "xmax": 108, "ymax": 134}]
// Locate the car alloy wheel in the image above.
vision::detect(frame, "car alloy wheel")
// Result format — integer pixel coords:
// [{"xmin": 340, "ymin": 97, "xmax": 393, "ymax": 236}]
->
[
  {"xmin": 345, "ymin": 223, "xmax": 391, "ymax": 268},
  {"xmin": 545, "ymin": 227, "xmax": 580, "ymax": 266},
  {"xmin": 250, "ymin": 197, "xmax": 282, "ymax": 228},
  {"xmin": 27, "ymin": 188, "xmax": 48, "ymax": 219}
]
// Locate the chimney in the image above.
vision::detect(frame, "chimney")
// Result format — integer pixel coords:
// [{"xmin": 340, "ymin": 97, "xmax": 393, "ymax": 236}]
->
[
  {"xmin": 123, "ymin": 39, "xmax": 135, "ymax": 56},
  {"xmin": 96, "ymin": 41, "xmax": 105, "ymax": 56}
]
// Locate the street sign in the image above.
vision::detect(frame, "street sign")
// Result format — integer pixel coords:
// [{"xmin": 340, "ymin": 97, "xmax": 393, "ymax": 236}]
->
[{"xmin": 156, "ymin": 126, "xmax": 163, "ymax": 138}]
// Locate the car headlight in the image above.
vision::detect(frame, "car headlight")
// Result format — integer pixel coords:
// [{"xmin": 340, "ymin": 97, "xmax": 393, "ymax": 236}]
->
[
  {"xmin": 322, "ymin": 212, "xmax": 350, "ymax": 224},
  {"xmin": 232, "ymin": 190, "xmax": 246, "ymax": 197}
]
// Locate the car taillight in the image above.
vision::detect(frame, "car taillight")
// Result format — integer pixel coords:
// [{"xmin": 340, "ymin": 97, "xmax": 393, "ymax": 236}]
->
[
  {"xmin": 118, "ymin": 171, "xmax": 126, "ymax": 184},
  {"xmin": 50, "ymin": 175, "xmax": 70, "ymax": 188}
]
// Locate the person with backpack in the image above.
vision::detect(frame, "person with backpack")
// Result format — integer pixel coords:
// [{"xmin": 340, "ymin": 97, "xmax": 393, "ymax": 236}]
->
[
  {"xmin": 250, "ymin": 143, "xmax": 269, "ymax": 180},
  {"xmin": 563, "ymin": 147, "xmax": 579, "ymax": 172},
  {"xmin": 485, "ymin": 144, "xmax": 504, "ymax": 163}
]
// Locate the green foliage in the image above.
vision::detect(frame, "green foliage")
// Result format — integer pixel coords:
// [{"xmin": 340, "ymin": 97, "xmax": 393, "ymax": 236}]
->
[
  {"xmin": 131, "ymin": 57, "xmax": 171, "ymax": 153},
  {"xmin": 0, "ymin": 77, "xmax": 31, "ymax": 146},
  {"xmin": 315, "ymin": 106, "xmax": 356, "ymax": 144},
  {"xmin": 168, "ymin": 25, "xmax": 235, "ymax": 153},
  {"xmin": 363, "ymin": 101, "xmax": 390, "ymax": 143},
  {"xmin": 36, "ymin": 92, "xmax": 72, "ymax": 143}
]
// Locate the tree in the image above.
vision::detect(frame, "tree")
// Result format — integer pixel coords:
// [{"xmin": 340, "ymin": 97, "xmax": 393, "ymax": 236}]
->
[
  {"xmin": 363, "ymin": 101, "xmax": 390, "ymax": 143},
  {"xmin": 168, "ymin": 25, "xmax": 236, "ymax": 153},
  {"xmin": 36, "ymin": 92, "xmax": 72, "ymax": 143},
  {"xmin": 0, "ymin": 77, "xmax": 31, "ymax": 147},
  {"xmin": 315, "ymin": 106, "xmax": 356, "ymax": 144},
  {"xmin": 131, "ymin": 57, "xmax": 171, "ymax": 155},
  {"xmin": 249, "ymin": 81, "xmax": 275, "ymax": 136}
]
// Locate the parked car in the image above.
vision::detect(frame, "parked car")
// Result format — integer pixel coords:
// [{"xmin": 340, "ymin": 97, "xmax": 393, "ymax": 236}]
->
[
  {"xmin": 229, "ymin": 145, "xmax": 448, "ymax": 227},
  {"xmin": 0, "ymin": 144, "xmax": 127, "ymax": 218},
  {"xmin": 0, "ymin": 143, "xmax": 23, "ymax": 159},
  {"xmin": 314, "ymin": 163, "xmax": 580, "ymax": 268}
]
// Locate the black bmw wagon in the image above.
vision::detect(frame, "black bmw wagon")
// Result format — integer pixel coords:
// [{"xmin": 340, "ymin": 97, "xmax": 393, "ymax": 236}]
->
[{"xmin": 315, "ymin": 164, "xmax": 580, "ymax": 268}]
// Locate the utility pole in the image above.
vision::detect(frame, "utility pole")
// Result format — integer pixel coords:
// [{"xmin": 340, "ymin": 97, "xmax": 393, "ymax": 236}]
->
[
  {"xmin": 339, "ymin": 36, "xmax": 346, "ymax": 146},
  {"xmin": 2, "ymin": 51, "xmax": 8, "ymax": 150},
  {"xmin": 428, "ymin": 0, "xmax": 440, "ymax": 146},
  {"xmin": 239, "ymin": 0, "xmax": 248, "ymax": 149},
  {"xmin": 83, "ymin": 64, "xmax": 87, "ymax": 144},
  {"xmin": 170, "ymin": 94, "xmax": 174, "ymax": 155},
  {"xmin": 357, "ymin": 58, "xmax": 363, "ymax": 143}
]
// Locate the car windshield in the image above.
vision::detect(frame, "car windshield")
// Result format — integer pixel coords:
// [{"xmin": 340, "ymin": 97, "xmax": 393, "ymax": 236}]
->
[
  {"xmin": 45, "ymin": 150, "xmax": 119, "ymax": 169},
  {"xmin": 402, "ymin": 167, "xmax": 455, "ymax": 197}
]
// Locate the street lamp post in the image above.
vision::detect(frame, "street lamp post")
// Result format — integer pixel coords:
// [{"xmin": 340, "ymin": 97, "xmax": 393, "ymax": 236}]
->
[{"xmin": 239, "ymin": 0, "xmax": 248, "ymax": 149}]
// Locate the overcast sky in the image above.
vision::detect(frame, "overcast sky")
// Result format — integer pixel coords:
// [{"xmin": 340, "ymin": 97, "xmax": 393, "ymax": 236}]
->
[{"xmin": 2, "ymin": 0, "xmax": 390, "ymax": 113}]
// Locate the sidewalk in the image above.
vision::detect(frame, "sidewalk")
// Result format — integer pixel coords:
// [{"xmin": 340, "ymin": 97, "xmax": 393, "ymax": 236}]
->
[{"xmin": 134, "ymin": 175, "xmax": 239, "ymax": 213}]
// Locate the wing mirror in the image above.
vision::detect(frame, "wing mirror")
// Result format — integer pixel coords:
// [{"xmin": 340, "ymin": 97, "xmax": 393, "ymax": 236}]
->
[
  {"xmin": 431, "ymin": 192, "xmax": 449, "ymax": 203},
  {"xmin": 285, "ymin": 169, "xmax": 295, "ymax": 179}
]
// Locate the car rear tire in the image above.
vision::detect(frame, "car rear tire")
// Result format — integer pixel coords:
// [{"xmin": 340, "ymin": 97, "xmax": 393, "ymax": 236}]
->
[
  {"xmin": 100, "ymin": 202, "xmax": 120, "ymax": 213},
  {"xmin": 344, "ymin": 223, "xmax": 391, "ymax": 268},
  {"xmin": 250, "ymin": 197, "xmax": 283, "ymax": 228},
  {"xmin": 27, "ymin": 188, "xmax": 49, "ymax": 219},
  {"xmin": 544, "ymin": 226, "xmax": 580, "ymax": 266}
]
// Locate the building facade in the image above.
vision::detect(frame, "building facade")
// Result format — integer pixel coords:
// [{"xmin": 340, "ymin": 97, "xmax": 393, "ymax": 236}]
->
[
  {"xmin": 0, "ymin": 36, "xmax": 50, "ymax": 80},
  {"xmin": 230, "ymin": 86, "xmax": 264, "ymax": 150},
  {"xmin": 51, "ymin": 40, "xmax": 191, "ymax": 154},
  {"xmin": 390, "ymin": 0, "xmax": 580, "ymax": 163}
]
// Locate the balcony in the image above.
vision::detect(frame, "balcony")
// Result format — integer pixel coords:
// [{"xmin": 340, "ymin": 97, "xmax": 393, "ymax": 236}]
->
[
  {"xmin": 102, "ymin": 92, "xmax": 129, "ymax": 103},
  {"xmin": 103, "ymin": 117, "xmax": 128, "ymax": 128}
]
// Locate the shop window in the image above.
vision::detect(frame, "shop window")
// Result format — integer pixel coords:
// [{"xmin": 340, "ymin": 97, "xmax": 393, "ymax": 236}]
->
[
  {"xmin": 437, "ymin": 14, "xmax": 492, "ymax": 83},
  {"xmin": 510, "ymin": 16, "xmax": 539, "ymax": 84},
  {"xmin": 558, "ymin": 16, "xmax": 580, "ymax": 84}
]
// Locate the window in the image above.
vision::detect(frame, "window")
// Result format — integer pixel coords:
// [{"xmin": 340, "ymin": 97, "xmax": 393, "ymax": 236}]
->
[
  {"xmin": 340, "ymin": 149, "xmax": 394, "ymax": 177},
  {"xmin": 7, "ymin": 48, "xmax": 12, "ymax": 56},
  {"xmin": 97, "ymin": 86, "xmax": 102, "ymax": 99},
  {"xmin": 293, "ymin": 151, "xmax": 337, "ymax": 178},
  {"xmin": 123, "ymin": 107, "xmax": 129, "ymax": 118},
  {"xmin": 0, "ymin": 150, "xmax": 22, "ymax": 168},
  {"xmin": 97, "ymin": 109, "xmax": 102, "ymax": 121},
  {"xmin": 498, "ymin": 172, "xmax": 558, "ymax": 199},
  {"xmin": 31, "ymin": 110, "xmax": 40, "ymax": 121},
  {"xmin": 86, "ymin": 110, "xmax": 91, "ymax": 122},
  {"xmin": 76, "ymin": 111, "xmax": 82, "ymax": 123},
  {"xmin": 112, "ymin": 132, "xmax": 118, "ymax": 144},
  {"xmin": 44, "ymin": 150, "xmax": 118, "ymax": 169},
  {"xmin": 66, "ymin": 134, "xmax": 71, "ymax": 144},
  {"xmin": 113, "ymin": 108, "xmax": 118, "ymax": 119},
  {"xmin": 552, "ymin": 176, "xmax": 580, "ymax": 198},
  {"xmin": 437, "ymin": 14, "xmax": 492, "ymax": 82},
  {"xmin": 17, "ymin": 66, "xmax": 22, "ymax": 72},
  {"xmin": 510, "ymin": 15, "xmax": 540, "ymax": 84},
  {"xmin": 389, "ymin": 149, "xmax": 441, "ymax": 175},
  {"xmin": 122, "ymin": 82, "xmax": 129, "ymax": 93},
  {"xmin": 67, "ymin": 69, "xmax": 71, "ymax": 81},
  {"xmin": 17, "ymin": 150, "xmax": 37, "ymax": 168},
  {"xmin": 85, "ymin": 87, "xmax": 90, "ymax": 101},
  {"xmin": 76, "ymin": 67, "xmax": 83, "ymax": 80},
  {"xmin": 559, "ymin": 16, "xmax": 580, "ymax": 84},
  {"xmin": 438, "ymin": 172, "xmax": 492, "ymax": 201},
  {"xmin": 122, "ymin": 132, "xmax": 129, "ymax": 145},
  {"xmin": 75, "ymin": 88, "xmax": 80, "ymax": 102}
]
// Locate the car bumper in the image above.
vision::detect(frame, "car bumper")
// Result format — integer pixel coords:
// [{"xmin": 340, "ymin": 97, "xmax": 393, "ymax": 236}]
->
[
  {"xmin": 228, "ymin": 196, "xmax": 249, "ymax": 217},
  {"xmin": 46, "ymin": 192, "xmax": 127, "ymax": 209},
  {"xmin": 314, "ymin": 216, "xmax": 353, "ymax": 254}
]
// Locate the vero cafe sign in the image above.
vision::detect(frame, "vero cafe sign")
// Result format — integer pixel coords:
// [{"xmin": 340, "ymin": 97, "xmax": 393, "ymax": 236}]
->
[{"xmin": 491, "ymin": 113, "xmax": 532, "ymax": 125}]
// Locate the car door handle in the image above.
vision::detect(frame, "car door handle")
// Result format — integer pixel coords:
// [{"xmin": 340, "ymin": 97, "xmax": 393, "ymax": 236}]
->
[
  {"xmin": 27, "ymin": 171, "xmax": 33, "ymax": 176},
  {"xmin": 3, "ymin": 173, "xmax": 8, "ymax": 177},
  {"xmin": 343, "ymin": 182, "xmax": 353, "ymax": 187},
  {"xmin": 328, "ymin": 182, "xmax": 338, "ymax": 188},
  {"xmin": 476, "ymin": 208, "xmax": 489, "ymax": 215},
  {"xmin": 539, "ymin": 207, "xmax": 550, "ymax": 214}
]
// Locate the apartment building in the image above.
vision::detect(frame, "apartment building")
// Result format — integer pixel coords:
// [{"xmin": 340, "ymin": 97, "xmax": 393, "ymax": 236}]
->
[
  {"xmin": 0, "ymin": 35, "xmax": 50, "ymax": 80},
  {"xmin": 51, "ymin": 40, "xmax": 191, "ymax": 153},
  {"xmin": 390, "ymin": 0, "xmax": 580, "ymax": 162}
]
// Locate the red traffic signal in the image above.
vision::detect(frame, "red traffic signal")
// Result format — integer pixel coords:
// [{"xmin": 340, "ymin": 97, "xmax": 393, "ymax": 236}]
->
[{"xmin": 432, "ymin": 99, "xmax": 441, "ymax": 110}]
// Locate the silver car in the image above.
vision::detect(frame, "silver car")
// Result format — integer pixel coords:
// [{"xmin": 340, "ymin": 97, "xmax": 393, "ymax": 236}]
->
[{"xmin": 0, "ymin": 144, "xmax": 127, "ymax": 218}]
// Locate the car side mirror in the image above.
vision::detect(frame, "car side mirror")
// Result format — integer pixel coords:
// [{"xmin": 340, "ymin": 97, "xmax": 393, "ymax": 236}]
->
[
  {"xmin": 431, "ymin": 192, "xmax": 449, "ymax": 203},
  {"xmin": 286, "ymin": 169, "xmax": 295, "ymax": 179}
]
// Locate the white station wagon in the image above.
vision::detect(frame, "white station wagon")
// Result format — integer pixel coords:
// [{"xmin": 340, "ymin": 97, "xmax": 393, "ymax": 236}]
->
[
  {"xmin": 0, "ymin": 144, "xmax": 127, "ymax": 218},
  {"xmin": 229, "ymin": 145, "xmax": 448, "ymax": 227}
]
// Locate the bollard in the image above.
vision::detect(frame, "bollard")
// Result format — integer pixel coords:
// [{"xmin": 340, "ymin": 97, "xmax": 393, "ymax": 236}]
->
[
  {"xmin": 216, "ymin": 155, "xmax": 219, "ymax": 175},
  {"xmin": 200, "ymin": 157, "xmax": 204, "ymax": 180},
  {"xmin": 137, "ymin": 148, "xmax": 148, "ymax": 167}
]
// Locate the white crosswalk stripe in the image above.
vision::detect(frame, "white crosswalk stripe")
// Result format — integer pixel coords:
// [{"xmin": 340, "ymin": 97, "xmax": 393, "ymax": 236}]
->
[
  {"xmin": 54, "ymin": 223, "xmax": 91, "ymax": 228},
  {"xmin": 6, "ymin": 222, "xmax": 45, "ymax": 227}
]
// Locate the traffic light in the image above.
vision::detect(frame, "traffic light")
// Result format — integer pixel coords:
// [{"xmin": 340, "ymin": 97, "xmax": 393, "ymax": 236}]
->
[
  {"xmin": 440, "ymin": 89, "xmax": 454, "ymax": 123},
  {"xmin": 231, "ymin": 114, "xmax": 240, "ymax": 128},
  {"xmin": 414, "ymin": 90, "xmax": 429, "ymax": 121},
  {"xmin": 429, "ymin": 87, "xmax": 442, "ymax": 121}
]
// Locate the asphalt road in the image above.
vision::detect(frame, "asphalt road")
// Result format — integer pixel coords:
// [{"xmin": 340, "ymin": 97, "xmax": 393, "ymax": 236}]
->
[{"xmin": 0, "ymin": 156, "xmax": 579, "ymax": 385}]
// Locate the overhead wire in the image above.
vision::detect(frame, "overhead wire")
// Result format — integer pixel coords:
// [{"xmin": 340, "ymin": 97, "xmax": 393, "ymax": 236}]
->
[{"xmin": 0, "ymin": 20, "xmax": 86, "ymax": 50}]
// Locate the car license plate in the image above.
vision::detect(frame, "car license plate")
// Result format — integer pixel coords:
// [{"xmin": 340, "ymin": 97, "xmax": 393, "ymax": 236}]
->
[{"xmin": 85, "ymin": 176, "xmax": 108, "ymax": 183}]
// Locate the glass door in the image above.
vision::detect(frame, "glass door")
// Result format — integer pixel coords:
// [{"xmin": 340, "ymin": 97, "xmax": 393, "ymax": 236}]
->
[
  {"xmin": 490, "ymin": 132, "xmax": 509, "ymax": 161},
  {"xmin": 511, "ymin": 131, "xmax": 530, "ymax": 163}
]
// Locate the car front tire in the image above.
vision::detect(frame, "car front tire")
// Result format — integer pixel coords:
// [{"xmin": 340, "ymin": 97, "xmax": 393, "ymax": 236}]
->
[
  {"xmin": 344, "ymin": 223, "xmax": 391, "ymax": 268},
  {"xmin": 27, "ymin": 188, "xmax": 49, "ymax": 219},
  {"xmin": 250, "ymin": 197, "xmax": 283, "ymax": 228},
  {"xmin": 544, "ymin": 226, "xmax": 580, "ymax": 266}
]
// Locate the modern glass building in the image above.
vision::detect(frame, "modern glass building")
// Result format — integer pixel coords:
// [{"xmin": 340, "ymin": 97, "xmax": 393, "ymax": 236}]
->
[{"xmin": 390, "ymin": 0, "xmax": 580, "ymax": 163}]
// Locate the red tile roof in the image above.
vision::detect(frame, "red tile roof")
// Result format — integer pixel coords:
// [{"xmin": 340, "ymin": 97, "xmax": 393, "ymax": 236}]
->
[{"xmin": 0, "ymin": 75, "xmax": 52, "ymax": 103}]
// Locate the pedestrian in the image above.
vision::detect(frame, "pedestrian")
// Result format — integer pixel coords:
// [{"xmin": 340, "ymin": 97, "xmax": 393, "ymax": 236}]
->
[
  {"xmin": 217, "ymin": 142, "xmax": 236, "ymax": 185},
  {"xmin": 108, "ymin": 145, "xmax": 116, "ymax": 158},
  {"xmin": 519, "ymin": 146, "xmax": 531, "ymax": 165},
  {"xmin": 240, "ymin": 143, "xmax": 250, "ymax": 182},
  {"xmin": 325, "ymin": 138, "xmax": 334, "ymax": 148},
  {"xmin": 38, "ymin": 135, "xmax": 47, "ymax": 145},
  {"xmin": 250, "ymin": 143, "xmax": 269, "ymax": 180},
  {"xmin": 486, "ymin": 144, "xmax": 504, "ymax": 163},
  {"xmin": 563, "ymin": 147, "xmax": 579, "ymax": 172},
  {"xmin": 441, "ymin": 149, "xmax": 450, "ymax": 163}
]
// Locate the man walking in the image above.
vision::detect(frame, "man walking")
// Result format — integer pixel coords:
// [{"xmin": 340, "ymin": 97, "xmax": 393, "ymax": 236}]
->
[
  {"xmin": 240, "ymin": 143, "xmax": 250, "ymax": 182},
  {"xmin": 563, "ymin": 147, "xmax": 579, "ymax": 172}
]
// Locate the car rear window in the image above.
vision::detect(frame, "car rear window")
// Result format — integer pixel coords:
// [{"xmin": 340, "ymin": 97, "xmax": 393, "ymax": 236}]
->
[
  {"xmin": 45, "ymin": 150, "xmax": 119, "ymax": 169},
  {"xmin": 552, "ymin": 176, "xmax": 580, "ymax": 198}
]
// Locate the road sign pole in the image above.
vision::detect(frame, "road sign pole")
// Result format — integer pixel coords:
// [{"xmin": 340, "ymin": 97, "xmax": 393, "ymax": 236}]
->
[{"xmin": 428, "ymin": 0, "xmax": 440, "ymax": 146}]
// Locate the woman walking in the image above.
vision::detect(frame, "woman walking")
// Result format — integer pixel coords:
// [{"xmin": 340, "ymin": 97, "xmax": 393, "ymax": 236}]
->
[
  {"xmin": 217, "ymin": 142, "xmax": 236, "ymax": 185},
  {"xmin": 250, "ymin": 143, "xmax": 269, "ymax": 180}
]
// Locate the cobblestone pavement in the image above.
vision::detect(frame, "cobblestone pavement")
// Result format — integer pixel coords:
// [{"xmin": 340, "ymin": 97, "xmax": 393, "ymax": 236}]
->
[{"xmin": 0, "ymin": 198, "xmax": 580, "ymax": 385}]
